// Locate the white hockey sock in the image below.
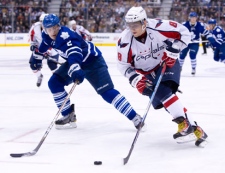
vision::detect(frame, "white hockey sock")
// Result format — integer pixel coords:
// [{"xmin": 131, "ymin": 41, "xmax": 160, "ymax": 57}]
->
[
  {"xmin": 163, "ymin": 94, "xmax": 185, "ymax": 119},
  {"xmin": 179, "ymin": 58, "xmax": 185, "ymax": 67},
  {"xmin": 191, "ymin": 59, "xmax": 197, "ymax": 69},
  {"xmin": 183, "ymin": 108, "xmax": 196, "ymax": 126},
  {"xmin": 34, "ymin": 70, "xmax": 42, "ymax": 78}
]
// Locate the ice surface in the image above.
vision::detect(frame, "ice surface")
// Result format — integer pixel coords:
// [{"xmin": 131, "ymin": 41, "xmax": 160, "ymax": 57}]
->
[{"xmin": 0, "ymin": 46, "xmax": 225, "ymax": 173}]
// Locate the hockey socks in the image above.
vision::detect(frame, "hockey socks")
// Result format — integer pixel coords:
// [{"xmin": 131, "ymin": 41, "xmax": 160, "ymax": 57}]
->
[{"xmin": 163, "ymin": 94, "xmax": 208, "ymax": 146}]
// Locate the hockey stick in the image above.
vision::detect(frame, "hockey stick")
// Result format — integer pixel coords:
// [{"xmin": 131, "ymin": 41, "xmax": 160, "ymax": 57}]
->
[
  {"xmin": 192, "ymin": 40, "xmax": 209, "ymax": 43},
  {"xmin": 30, "ymin": 46, "xmax": 63, "ymax": 65},
  {"xmin": 10, "ymin": 82, "xmax": 78, "ymax": 158},
  {"xmin": 123, "ymin": 63, "xmax": 167, "ymax": 165},
  {"xmin": 47, "ymin": 56, "xmax": 63, "ymax": 65}
]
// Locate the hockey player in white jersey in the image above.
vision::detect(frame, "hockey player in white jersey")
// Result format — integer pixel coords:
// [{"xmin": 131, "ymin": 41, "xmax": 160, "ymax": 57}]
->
[
  {"xmin": 68, "ymin": 20, "xmax": 92, "ymax": 41},
  {"xmin": 117, "ymin": 6, "xmax": 208, "ymax": 147},
  {"xmin": 28, "ymin": 13, "xmax": 59, "ymax": 87}
]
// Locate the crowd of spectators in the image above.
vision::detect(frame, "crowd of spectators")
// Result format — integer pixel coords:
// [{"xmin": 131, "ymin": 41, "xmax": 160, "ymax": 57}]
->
[
  {"xmin": 0, "ymin": 0, "xmax": 160, "ymax": 33},
  {"xmin": 1, "ymin": 0, "xmax": 225, "ymax": 33},
  {"xmin": 59, "ymin": 0, "xmax": 161, "ymax": 33},
  {"xmin": 170, "ymin": 0, "xmax": 225, "ymax": 29},
  {"xmin": 0, "ymin": 0, "xmax": 50, "ymax": 33}
]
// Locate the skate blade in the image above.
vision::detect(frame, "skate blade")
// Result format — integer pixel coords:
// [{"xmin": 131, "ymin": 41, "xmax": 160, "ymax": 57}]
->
[
  {"xmin": 55, "ymin": 122, "xmax": 77, "ymax": 130},
  {"xmin": 176, "ymin": 133, "xmax": 196, "ymax": 144},
  {"xmin": 196, "ymin": 140, "xmax": 208, "ymax": 148}
]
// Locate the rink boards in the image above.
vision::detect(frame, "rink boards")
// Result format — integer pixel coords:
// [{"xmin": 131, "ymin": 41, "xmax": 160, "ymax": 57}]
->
[{"xmin": 0, "ymin": 33, "xmax": 120, "ymax": 47}]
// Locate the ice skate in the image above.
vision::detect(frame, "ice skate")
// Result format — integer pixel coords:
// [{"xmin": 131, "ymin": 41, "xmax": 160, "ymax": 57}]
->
[
  {"xmin": 37, "ymin": 74, "xmax": 43, "ymax": 87},
  {"xmin": 193, "ymin": 123, "xmax": 208, "ymax": 147},
  {"xmin": 132, "ymin": 114, "xmax": 146, "ymax": 131},
  {"xmin": 191, "ymin": 68, "xmax": 196, "ymax": 75},
  {"xmin": 55, "ymin": 104, "xmax": 77, "ymax": 129},
  {"xmin": 173, "ymin": 116, "xmax": 195, "ymax": 143}
]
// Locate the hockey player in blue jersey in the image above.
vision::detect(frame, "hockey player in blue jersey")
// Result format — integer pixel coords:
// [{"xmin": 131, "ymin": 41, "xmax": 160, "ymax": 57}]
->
[
  {"xmin": 37, "ymin": 14, "xmax": 143, "ymax": 130},
  {"xmin": 207, "ymin": 19, "xmax": 225, "ymax": 63},
  {"xmin": 179, "ymin": 12, "xmax": 209, "ymax": 75}
]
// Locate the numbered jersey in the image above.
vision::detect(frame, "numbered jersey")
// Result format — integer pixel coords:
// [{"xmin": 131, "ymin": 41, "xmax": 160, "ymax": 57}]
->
[
  {"xmin": 182, "ymin": 21, "xmax": 209, "ymax": 41},
  {"xmin": 208, "ymin": 26, "xmax": 225, "ymax": 47},
  {"xmin": 39, "ymin": 26, "xmax": 101, "ymax": 66},
  {"xmin": 117, "ymin": 19, "xmax": 191, "ymax": 79}
]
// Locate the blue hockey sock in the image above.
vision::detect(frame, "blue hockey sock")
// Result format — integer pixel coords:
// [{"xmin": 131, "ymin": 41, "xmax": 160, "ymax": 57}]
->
[
  {"xmin": 101, "ymin": 89, "xmax": 137, "ymax": 120},
  {"xmin": 48, "ymin": 74, "xmax": 71, "ymax": 116}
]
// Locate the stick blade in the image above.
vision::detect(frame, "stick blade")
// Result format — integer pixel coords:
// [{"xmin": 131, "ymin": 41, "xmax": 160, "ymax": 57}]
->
[
  {"xmin": 10, "ymin": 153, "xmax": 24, "ymax": 158},
  {"xmin": 123, "ymin": 157, "xmax": 129, "ymax": 165},
  {"xmin": 10, "ymin": 151, "xmax": 37, "ymax": 158}
]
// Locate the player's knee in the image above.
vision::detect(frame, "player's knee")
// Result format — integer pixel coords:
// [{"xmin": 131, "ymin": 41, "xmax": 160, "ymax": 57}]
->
[
  {"xmin": 48, "ymin": 74, "xmax": 65, "ymax": 93},
  {"xmin": 47, "ymin": 61, "xmax": 58, "ymax": 71},
  {"xmin": 189, "ymin": 53, "xmax": 197, "ymax": 59},
  {"xmin": 156, "ymin": 82, "xmax": 173, "ymax": 101},
  {"xmin": 100, "ymin": 88, "xmax": 119, "ymax": 104},
  {"xmin": 30, "ymin": 62, "xmax": 38, "ymax": 71}
]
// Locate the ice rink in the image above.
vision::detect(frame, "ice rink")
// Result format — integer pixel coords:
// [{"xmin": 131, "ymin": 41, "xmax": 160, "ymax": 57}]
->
[{"xmin": 0, "ymin": 46, "xmax": 225, "ymax": 173}]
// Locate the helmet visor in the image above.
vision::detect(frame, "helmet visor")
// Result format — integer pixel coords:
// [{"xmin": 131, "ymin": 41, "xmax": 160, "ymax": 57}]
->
[{"xmin": 126, "ymin": 21, "xmax": 142, "ymax": 30}]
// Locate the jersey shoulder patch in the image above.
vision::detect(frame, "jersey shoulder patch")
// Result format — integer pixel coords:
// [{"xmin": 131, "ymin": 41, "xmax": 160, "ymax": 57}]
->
[{"xmin": 117, "ymin": 29, "xmax": 131, "ymax": 48}]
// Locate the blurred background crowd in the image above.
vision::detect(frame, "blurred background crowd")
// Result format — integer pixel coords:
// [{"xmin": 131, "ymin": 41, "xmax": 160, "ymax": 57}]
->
[{"xmin": 0, "ymin": 0, "xmax": 225, "ymax": 33}]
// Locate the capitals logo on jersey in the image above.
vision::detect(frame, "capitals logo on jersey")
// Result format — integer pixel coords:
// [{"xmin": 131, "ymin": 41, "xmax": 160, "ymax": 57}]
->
[
  {"xmin": 118, "ymin": 38, "xmax": 129, "ymax": 48},
  {"xmin": 155, "ymin": 19, "xmax": 163, "ymax": 28}
]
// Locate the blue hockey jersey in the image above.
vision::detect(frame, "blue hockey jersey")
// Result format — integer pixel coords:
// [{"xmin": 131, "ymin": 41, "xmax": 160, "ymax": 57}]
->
[
  {"xmin": 207, "ymin": 26, "xmax": 225, "ymax": 48},
  {"xmin": 182, "ymin": 21, "xmax": 209, "ymax": 41},
  {"xmin": 39, "ymin": 26, "xmax": 101, "ymax": 67}
]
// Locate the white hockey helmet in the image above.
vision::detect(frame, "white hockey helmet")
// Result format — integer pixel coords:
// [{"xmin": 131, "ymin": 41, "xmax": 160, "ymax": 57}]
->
[
  {"xmin": 68, "ymin": 20, "xmax": 76, "ymax": 28},
  {"xmin": 39, "ymin": 13, "xmax": 48, "ymax": 22},
  {"xmin": 125, "ymin": 6, "xmax": 147, "ymax": 23}
]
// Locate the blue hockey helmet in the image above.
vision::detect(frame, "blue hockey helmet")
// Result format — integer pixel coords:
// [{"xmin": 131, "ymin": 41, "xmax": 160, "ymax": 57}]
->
[
  {"xmin": 208, "ymin": 19, "xmax": 216, "ymax": 25},
  {"xmin": 43, "ymin": 14, "xmax": 60, "ymax": 28},
  {"xmin": 189, "ymin": 12, "xmax": 198, "ymax": 18},
  {"xmin": 189, "ymin": 11, "xmax": 198, "ymax": 17}
]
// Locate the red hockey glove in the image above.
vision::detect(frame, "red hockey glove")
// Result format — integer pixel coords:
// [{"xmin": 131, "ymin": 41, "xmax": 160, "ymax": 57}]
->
[
  {"xmin": 129, "ymin": 74, "xmax": 153, "ymax": 96},
  {"xmin": 162, "ymin": 44, "xmax": 180, "ymax": 68},
  {"xmin": 31, "ymin": 45, "xmax": 48, "ymax": 60}
]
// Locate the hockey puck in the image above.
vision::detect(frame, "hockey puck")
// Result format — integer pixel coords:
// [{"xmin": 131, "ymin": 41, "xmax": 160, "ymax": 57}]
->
[{"xmin": 94, "ymin": 161, "xmax": 102, "ymax": 165}]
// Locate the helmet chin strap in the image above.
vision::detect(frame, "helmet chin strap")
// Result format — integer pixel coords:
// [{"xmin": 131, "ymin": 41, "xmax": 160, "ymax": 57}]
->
[
  {"xmin": 141, "ymin": 25, "xmax": 146, "ymax": 31},
  {"xmin": 141, "ymin": 20, "xmax": 146, "ymax": 32}
]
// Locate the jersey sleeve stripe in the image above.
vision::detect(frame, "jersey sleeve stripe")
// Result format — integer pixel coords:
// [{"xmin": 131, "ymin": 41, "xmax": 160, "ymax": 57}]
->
[
  {"xmin": 158, "ymin": 31, "xmax": 182, "ymax": 40},
  {"xmin": 65, "ymin": 46, "xmax": 82, "ymax": 55},
  {"xmin": 83, "ymin": 42, "xmax": 91, "ymax": 62},
  {"xmin": 67, "ymin": 51, "xmax": 83, "ymax": 58}
]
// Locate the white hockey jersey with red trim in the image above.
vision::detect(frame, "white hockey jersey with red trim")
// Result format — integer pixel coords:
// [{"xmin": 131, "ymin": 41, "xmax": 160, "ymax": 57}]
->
[
  {"xmin": 28, "ymin": 21, "xmax": 58, "ymax": 56},
  {"xmin": 28, "ymin": 21, "xmax": 42, "ymax": 47},
  {"xmin": 117, "ymin": 19, "xmax": 191, "ymax": 79},
  {"xmin": 72, "ymin": 25, "xmax": 92, "ymax": 41}
]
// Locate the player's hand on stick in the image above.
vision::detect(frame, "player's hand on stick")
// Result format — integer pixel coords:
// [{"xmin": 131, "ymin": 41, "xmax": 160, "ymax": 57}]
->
[
  {"xmin": 162, "ymin": 43, "xmax": 180, "ymax": 68},
  {"xmin": 68, "ymin": 63, "xmax": 85, "ymax": 84},
  {"xmin": 129, "ymin": 74, "xmax": 153, "ymax": 96}
]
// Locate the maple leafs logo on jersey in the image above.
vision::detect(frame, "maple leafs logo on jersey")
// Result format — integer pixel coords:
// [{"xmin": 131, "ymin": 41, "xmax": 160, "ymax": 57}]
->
[
  {"xmin": 60, "ymin": 32, "xmax": 69, "ymax": 40},
  {"xmin": 118, "ymin": 38, "xmax": 128, "ymax": 48}
]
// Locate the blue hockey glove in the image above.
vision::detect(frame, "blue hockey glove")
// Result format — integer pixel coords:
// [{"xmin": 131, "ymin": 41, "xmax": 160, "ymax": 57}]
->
[
  {"xmin": 30, "ymin": 58, "xmax": 43, "ymax": 71},
  {"xmin": 68, "ymin": 63, "xmax": 85, "ymax": 84}
]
